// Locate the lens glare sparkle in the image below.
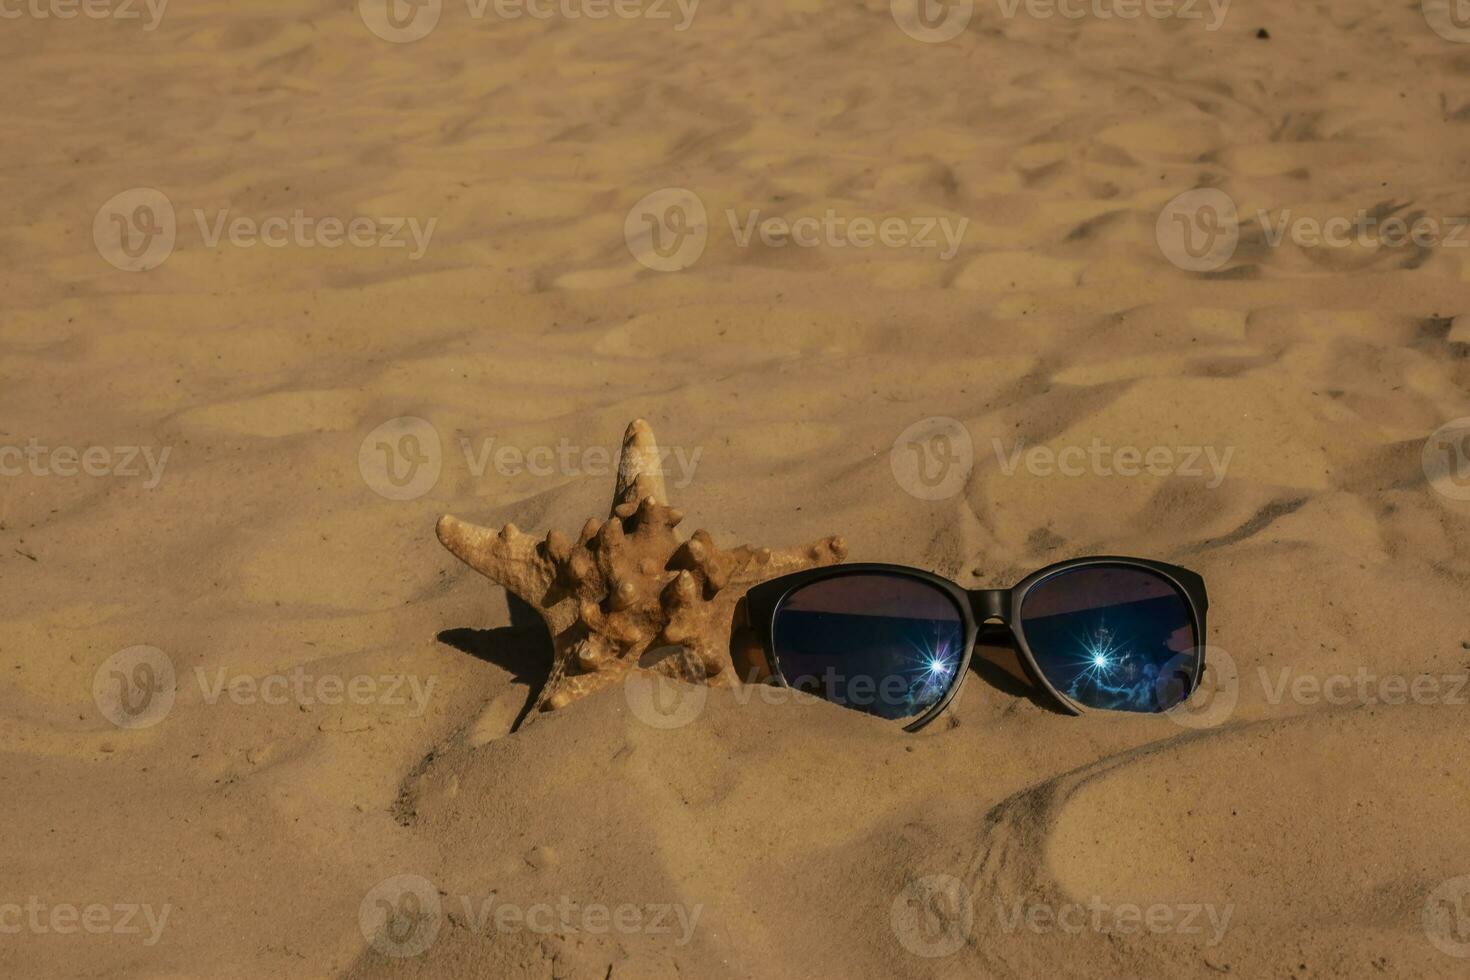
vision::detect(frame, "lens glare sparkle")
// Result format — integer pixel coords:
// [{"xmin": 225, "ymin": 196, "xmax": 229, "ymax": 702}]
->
[
  {"xmin": 1019, "ymin": 566, "xmax": 1197, "ymax": 713},
  {"xmin": 771, "ymin": 574, "xmax": 967, "ymax": 724}
]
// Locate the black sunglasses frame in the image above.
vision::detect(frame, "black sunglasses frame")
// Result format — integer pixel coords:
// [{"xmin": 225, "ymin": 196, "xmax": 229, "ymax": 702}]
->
[{"xmin": 745, "ymin": 556, "xmax": 1209, "ymax": 732}]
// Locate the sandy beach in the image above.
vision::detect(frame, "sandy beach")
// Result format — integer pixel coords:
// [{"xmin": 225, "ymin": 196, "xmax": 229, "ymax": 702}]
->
[{"xmin": 4, "ymin": 0, "xmax": 1470, "ymax": 976}]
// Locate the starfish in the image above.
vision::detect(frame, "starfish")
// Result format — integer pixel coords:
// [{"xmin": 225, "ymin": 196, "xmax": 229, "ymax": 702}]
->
[{"xmin": 437, "ymin": 419, "xmax": 848, "ymax": 715}]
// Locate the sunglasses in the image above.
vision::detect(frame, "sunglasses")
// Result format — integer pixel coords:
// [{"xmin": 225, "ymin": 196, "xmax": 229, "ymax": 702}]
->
[{"xmin": 744, "ymin": 557, "xmax": 1208, "ymax": 731}]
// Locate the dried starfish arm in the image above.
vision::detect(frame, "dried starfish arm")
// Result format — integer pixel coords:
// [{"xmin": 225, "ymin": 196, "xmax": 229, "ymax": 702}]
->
[
  {"xmin": 612, "ymin": 418, "xmax": 668, "ymax": 513},
  {"xmin": 436, "ymin": 517, "xmax": 581, "ymax": 635}
]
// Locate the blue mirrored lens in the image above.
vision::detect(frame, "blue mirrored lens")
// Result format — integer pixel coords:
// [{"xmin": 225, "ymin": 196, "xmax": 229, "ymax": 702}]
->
[
  {"xmin": 1019, "ymin": 565, "xmax": 1198, "ymax": 712},
  {"xmin": 771, "ymin": 574, "xmax": 966, "ymax": 723}
]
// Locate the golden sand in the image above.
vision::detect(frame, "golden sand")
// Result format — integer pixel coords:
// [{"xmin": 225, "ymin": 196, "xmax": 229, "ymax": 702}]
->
[{"xmin": 4, "ymin": 0, "xmax": 1470, "ymax": 976}]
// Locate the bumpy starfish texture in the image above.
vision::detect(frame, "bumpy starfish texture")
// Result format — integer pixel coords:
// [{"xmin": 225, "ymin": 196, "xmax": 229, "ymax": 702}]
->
[{"xmin": 437, "ymin": 419, "xmax": 848, "ymax": 715}]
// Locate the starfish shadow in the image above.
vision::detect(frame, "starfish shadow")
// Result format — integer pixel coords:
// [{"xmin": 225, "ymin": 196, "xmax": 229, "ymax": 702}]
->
[{"xmin": 436, "ymin": 595, "xmax": 553, "ymax": 732}]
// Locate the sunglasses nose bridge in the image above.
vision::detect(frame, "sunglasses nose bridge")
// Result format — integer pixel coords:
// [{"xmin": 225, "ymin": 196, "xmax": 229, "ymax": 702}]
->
[{"xmin": 968, "ymin": 589, "xmax": 1011, "ymax": 624}]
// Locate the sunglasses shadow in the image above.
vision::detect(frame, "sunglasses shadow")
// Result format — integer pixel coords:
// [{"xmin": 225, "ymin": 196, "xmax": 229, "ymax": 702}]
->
[{"xmin": 967, "ymin": 625, "xmax": 1072, "ymax": 716}]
